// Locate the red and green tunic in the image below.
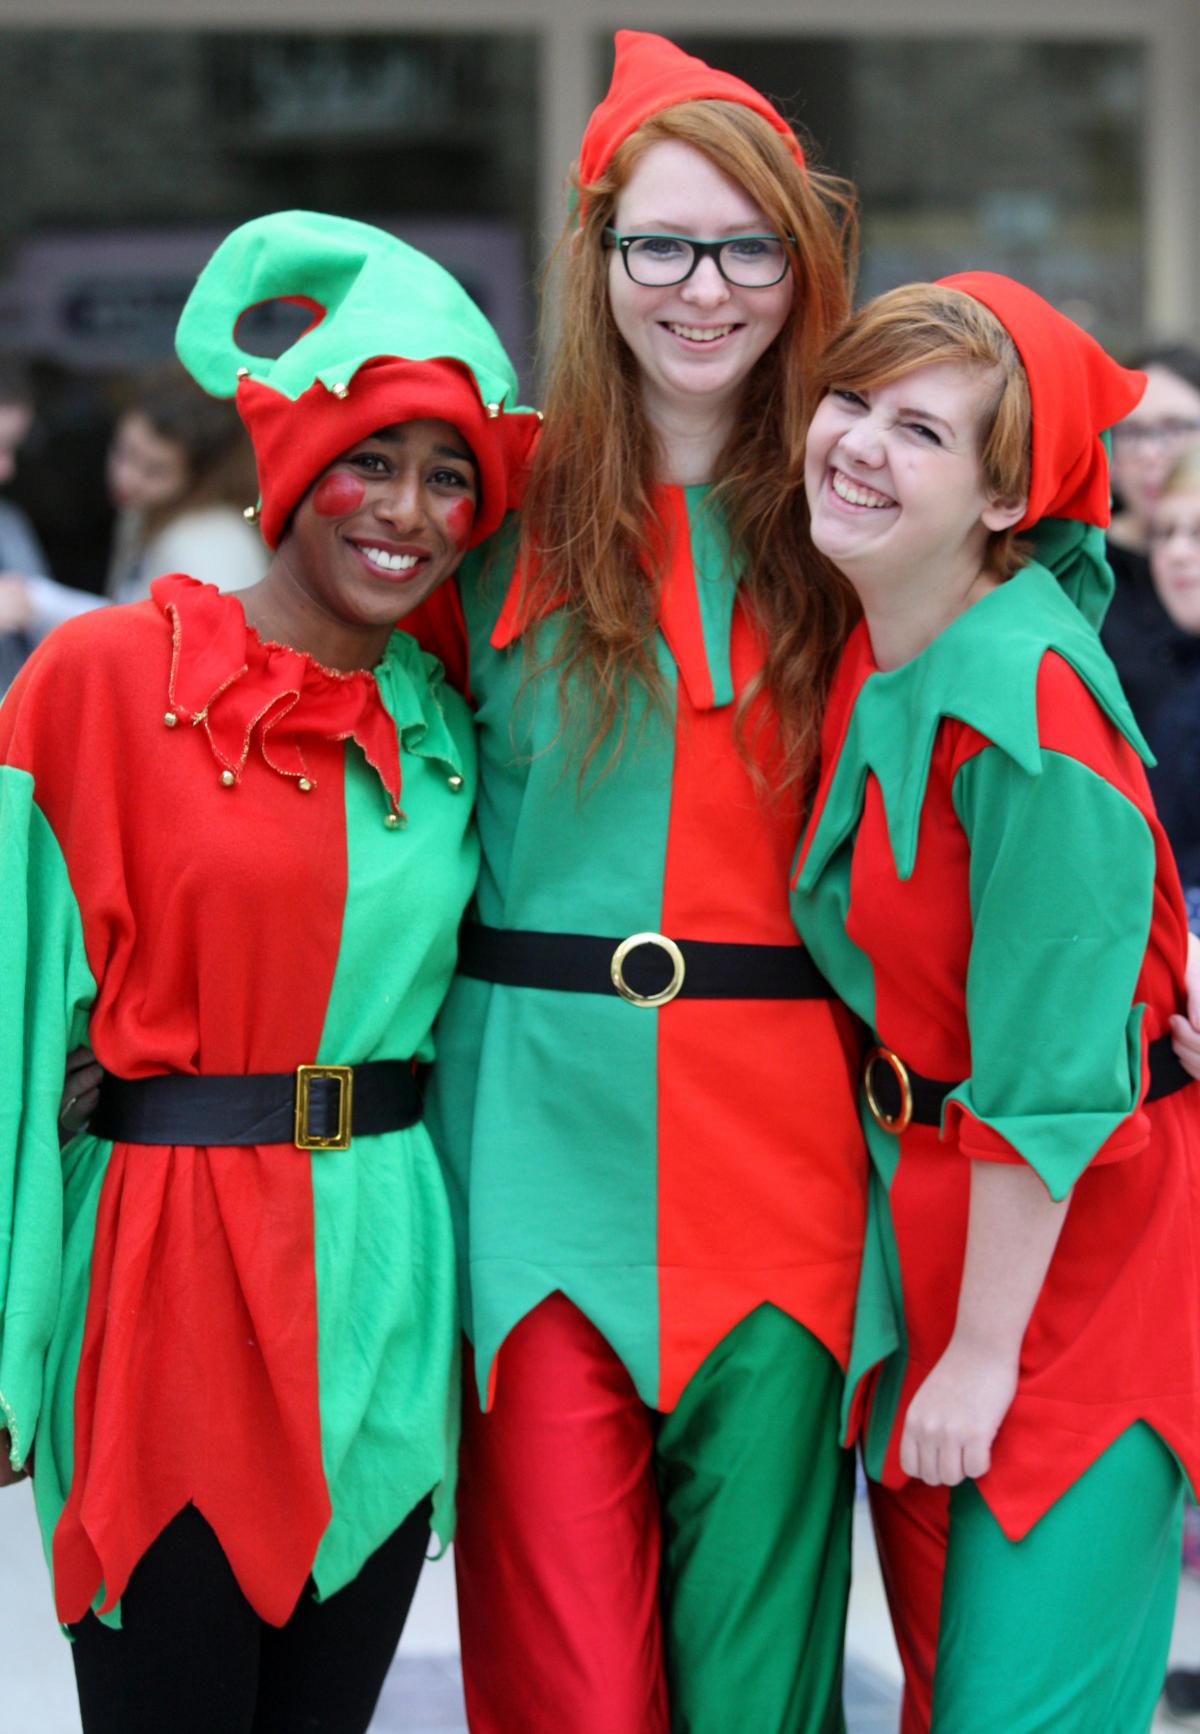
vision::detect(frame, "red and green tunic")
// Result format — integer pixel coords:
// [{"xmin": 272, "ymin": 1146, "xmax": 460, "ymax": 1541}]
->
[
  {"xmin": 419, "ymin": 483, "xmax": 866, "ymax": 1411},
  {"xmin": 789, "ymin": 544, "xmax": 1200, "ymax": 1537},
  {"xmin": 0, "ymin": 573, "xmax": 477, "ymax": 1627}
]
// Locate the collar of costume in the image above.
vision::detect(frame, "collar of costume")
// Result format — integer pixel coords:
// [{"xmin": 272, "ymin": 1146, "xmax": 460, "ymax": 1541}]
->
[
  {"xmin": 489, "ymin": 482, "xmax": 739, "ymax": 711},
  {"xmin": 938, "ymin": 272, "xmax": 1145, "ymax": 539},
  {"xmin": 152, "ymin": 572, "xmax": 465, "ymax": 818},
  {"xmin": 578, "ymin": 29, "xmax": 805, "ymax": 198},
  {"xmin": 794, "ymin": 557, "xmax": 1151, "ymax": 894},
  {"xmin": 175, "ymin": 209, "xmax": 542, "ymax": 550}
]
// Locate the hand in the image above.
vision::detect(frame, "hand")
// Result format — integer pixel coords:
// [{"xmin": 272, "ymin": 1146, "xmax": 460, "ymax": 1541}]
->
[
  {"xmin": 1169, "ymin": 931, "xmax": 1200, "ymax": 1082},
  {"xmin": 899, "ymin": 1337, "xmax": 1019, "ymax": 1487},
  {"xmin": 59, "ymin": 1045, "xmax": 103, "ymax": 1143},
  {"xmin": 0, "ymin": 574, "xmax": 33, "ymax": 634},
  {"xmin": 0, "ymin": 1430, "xmax": 29, "ymax": 1487}
]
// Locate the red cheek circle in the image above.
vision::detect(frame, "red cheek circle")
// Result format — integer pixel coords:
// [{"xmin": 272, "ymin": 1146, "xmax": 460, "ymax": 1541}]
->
[
  {"xmin": 445, "ymin": 497, "xmax": 476, "ymax": 548},
  {"xmin": 311, "ymin": 473, "xmax": 365, "ymax": 516}
]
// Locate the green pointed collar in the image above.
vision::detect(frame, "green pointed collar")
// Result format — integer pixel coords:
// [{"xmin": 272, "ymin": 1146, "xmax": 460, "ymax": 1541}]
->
[{"xmin": 797, "ymin": 557, "xmax": 1150, "ymax": 894}]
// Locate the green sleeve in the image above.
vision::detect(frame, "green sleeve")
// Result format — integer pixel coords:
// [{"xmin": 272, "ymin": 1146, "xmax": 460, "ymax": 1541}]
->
[
  {"xmin": 948, "ymin": 744, "xmax": 1155, "ymax": 1200},
  {"xmin": 0, "ymin": 766, "xmax": 96, "ymax": 1468}
]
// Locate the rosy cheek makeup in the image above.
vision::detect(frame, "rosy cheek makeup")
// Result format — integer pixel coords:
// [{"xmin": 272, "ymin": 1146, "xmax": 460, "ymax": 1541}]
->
[
  {"xmin": 312, "ymin": 473, "xmax": 366, "ymax": 516},
  {"xmin": 445, "ymin": 497, "xmax": 476, "ymax": 548}
]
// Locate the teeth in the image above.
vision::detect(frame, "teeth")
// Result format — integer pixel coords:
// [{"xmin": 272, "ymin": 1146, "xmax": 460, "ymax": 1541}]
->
[
  {"xmin": 360, "ymin": 547, "xmax": 421, "ymax": 572},
  {"xmin": 831, "ymin": 470, "xmax": 894, "ymax": 509},
  {"xmin": 668, "ymin": 323, "xmax": 734, "ymax": 343}
]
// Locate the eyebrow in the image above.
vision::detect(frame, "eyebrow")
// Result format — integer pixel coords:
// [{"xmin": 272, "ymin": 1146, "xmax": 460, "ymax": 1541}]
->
[
  {"xmin": 896, "ymin": 405, "xmax": 956, "ymax": 436},
  {"xmin": 365, "ymin": 426, "xmax": 477, "ymax": 469},
  {"xmin": 625, "ymin": 221, "xmax": 768, "ymax": 238}
]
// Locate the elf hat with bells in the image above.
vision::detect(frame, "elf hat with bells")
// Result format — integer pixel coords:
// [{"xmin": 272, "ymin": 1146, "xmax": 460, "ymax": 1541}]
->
[{"xmin": 175, "ymin": 209, "xmax": 541, "ymax": 549}]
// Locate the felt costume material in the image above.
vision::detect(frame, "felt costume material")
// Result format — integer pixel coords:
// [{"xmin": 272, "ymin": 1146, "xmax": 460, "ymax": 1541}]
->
[
  {"xmin": 789, "ymin": 277, "xmax": 1200, "ymax": 1729},
  {"xmin": 0, "ymin": 579, "xmax": 477, "ymax": 1625},
  {"xmin": 176, "ymin": 210, "xmax": 541, "ymax": 549},
  {"xmin": 417, "ymin": 484, "xmax": 864, "ymax": 1731},
  {"xmin": 576, "ymin": 28, "xmax": 806, "ymax": 196}
]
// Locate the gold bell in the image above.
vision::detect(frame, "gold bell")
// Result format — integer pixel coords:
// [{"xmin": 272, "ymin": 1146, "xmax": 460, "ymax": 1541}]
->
[
  {"xmin": 485, "ymin": 402, "xmax": 501, "ymax": 420},
  {"xmin": 384, "ymin": 811, "xmax": 400, "ymax": 829},
  {"xmin": 447, "ymin": 773, "xmax": 464, "ymax": 792},
  {"xmin": 243, "ymin": 505, "xmax": 260, "ymax": 524},
  {"xmin": 163, "ymin": 711, "xmax": 178, "ymax": 728},
  {"xmin": 535, "ymin": 410, "xmax": 545, "ymax": 423},
  {"xmin": 236, "ymin": 366, "xmax": 250, "ymax": 381},
  {"xmin": 220, "ymin": 770, "xmax": 236, "ymax": 788},
  {"xmin": 331, "ymin": 381, "xmax": 350, "ymax": 400},
  {"xmin": 297, "ymin": 778, "xmax": 313, "ymax": 793}
]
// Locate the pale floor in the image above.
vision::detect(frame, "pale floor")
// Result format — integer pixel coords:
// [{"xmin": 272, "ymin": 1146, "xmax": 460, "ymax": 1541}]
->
[{"xmin": 2, "ymin": 1481, "xmax": 1198, "ymax": 1732}]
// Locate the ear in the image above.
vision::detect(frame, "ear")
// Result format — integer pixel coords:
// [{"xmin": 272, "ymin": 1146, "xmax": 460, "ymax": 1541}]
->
[{"xmin": 981, "ymin": 493, "xmax": 1027, "ymax": 533}]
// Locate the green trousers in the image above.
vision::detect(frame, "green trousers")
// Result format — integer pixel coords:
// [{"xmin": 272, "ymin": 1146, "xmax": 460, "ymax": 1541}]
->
[{"xmin": 872, "ymin": 1421, "xmax": 1184, "ymax": 1733}]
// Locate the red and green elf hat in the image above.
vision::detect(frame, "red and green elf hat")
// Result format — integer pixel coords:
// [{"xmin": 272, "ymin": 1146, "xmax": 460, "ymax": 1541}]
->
[
  {"xmin": 577, "ymin": 29, "xmax": 805, "ymax": 199},
  {"xmin": 175, "ymin": 210, "xmax": 541, "ymax": 549},
  {"xmin": 938, "ymin": 271, "xmax": 1145, "ymax": 534}
]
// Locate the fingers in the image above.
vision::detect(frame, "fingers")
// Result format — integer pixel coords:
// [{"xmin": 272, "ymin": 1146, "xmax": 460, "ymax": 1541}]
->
[
  {"xmin": 1187, "ymin": 933, "xmax": 1200, "ymax": 1027},
  {"xmin": 1170, "ymin": 1013, "xmax": 1200, "ymax": 1082}
]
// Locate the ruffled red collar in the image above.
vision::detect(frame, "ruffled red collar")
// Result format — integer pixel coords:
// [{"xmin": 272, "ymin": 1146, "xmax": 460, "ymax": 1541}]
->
[{"xmin": 153, "ymin": 572, "xmax": 402, "ymax": 815}]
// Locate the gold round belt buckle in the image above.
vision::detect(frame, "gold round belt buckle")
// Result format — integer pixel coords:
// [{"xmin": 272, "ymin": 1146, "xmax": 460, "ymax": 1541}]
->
[
  {"xmin": 863, "ymin": 1045, "xmax": 913, "ymax": 1135},
  {"xmin": 610, "ymin": 932, "xmax": 687, "ymax": 1008}
]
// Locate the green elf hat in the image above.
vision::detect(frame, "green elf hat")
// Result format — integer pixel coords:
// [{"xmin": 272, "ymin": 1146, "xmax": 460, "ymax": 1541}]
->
[{"xmin": 175, "ymin": 209, "xmax": 541, "ymax": 549}]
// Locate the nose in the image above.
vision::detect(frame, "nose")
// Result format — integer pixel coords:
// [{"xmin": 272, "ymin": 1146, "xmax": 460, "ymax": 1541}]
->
[
  {"xmin": 837, "ymin": 414, "xmax": 886, "ymax": 468},
  {"xmin": 679, "ymin": 254, "xmax": 731, "ymax": 308},
  {"xmin": 374, "ymin": 472, "xmax": 426, "ymax": 531}
]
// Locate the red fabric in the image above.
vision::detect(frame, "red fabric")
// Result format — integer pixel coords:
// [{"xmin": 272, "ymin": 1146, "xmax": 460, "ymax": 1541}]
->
[
  {"xmin": 868, "ymin": 1479, "xmax": 947, "ymax": 1734},
  {"xmin": 578, "ymin": 29, "xmax": 804, "ymax": 197},
  {"xmin": 157, "ymin": 572, "xmax": 403, "ymax": 815},
  {"xmin": 456, "ymin": 1304, "xmax": 668, "ymax": 1734},
  {"xmin": 654, "ymin": 534, "xmax": 865, "ymax": 1408},
  {"xmin": 0, "ymin": 595, "xmax": 358, "ymax": 1625},
  {"xmin": 938, "ymin": 272, "xmax": 1145, "ymax": 532},
  {"xmin": 238, "ymin": 357, "xmax": 541, "ymax": 549},
  {"xmin": 821, "ymin": 628, "xmax": 1200, "ymax": 1538}
]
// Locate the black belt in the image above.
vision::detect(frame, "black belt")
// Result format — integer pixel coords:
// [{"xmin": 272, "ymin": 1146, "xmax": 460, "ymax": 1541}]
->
[
  {"xmin": 862, "ymin": 1033, "xmax": 1194, "ymax": 1135},
  {"xmin": 456, "ymin": 923, "xmax": 834, "ymax": 1007},
  {"xmin": 92, "ymin": 1061, "xmax": 421, "ymax": 1151}
]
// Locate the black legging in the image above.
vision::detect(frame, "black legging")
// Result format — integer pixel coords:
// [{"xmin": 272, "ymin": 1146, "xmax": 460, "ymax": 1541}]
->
[{"xmin": 69, "ymin": 1498, "xmax": 432, "ymax": 1734}]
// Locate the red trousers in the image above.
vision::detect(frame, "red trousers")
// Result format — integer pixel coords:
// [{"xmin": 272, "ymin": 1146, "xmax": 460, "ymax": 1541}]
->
[{"xmin": 455, "ymin": 1292, "xmax": 851, "ymax": 1734}]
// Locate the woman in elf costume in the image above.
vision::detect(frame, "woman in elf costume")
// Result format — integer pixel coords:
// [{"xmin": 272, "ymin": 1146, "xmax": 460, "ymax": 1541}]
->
[
  {"xmin": 790, "ymin": 274, "xmax": 1200, "ymax": 1731},
  {"xmin": 411, "ymin": 30, "xmax": 864, "ymax": 1733},
  {"xmin": 0, "ymin": 210, "xmax": 537, "ymax": 1733}
]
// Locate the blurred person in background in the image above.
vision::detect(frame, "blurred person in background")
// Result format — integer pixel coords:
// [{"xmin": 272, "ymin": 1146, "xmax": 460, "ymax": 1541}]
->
[
  {"xmin": 1142, "ymin": 449, "xmax": 1200, "ymax": 938},
  {"xmin": 1103, "ymin": 344, "xmax": 1200, "ymax": 739},
  {"xmin": 0, "ymin": 356, "xmax": 86, "ymax": 690},
  {"xmin": 104, "ymin": 367, "xmax": 267, "ymax": 602}
]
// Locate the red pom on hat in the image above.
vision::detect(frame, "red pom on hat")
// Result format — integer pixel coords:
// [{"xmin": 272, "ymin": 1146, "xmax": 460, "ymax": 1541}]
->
[
  {"xmin": 577, "ymin": 29, "xmax": 804, "ymax": 194},
  {"xmin": 238, "ymin": 357, "xmax": 540, "ymax": 550},
  {"xmin": 939, "ymin": 271, "xmax": 1145, "ymax": 532}
]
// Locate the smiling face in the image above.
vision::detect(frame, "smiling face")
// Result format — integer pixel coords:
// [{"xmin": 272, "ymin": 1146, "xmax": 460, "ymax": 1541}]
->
[
  {"xmin": 607, "ymin": 138, "xmax": 794, "ymax": 428},
  {"xmin": 280, "ymin": 418, "xmax": 478, "ymax": 630},
  {"xmin": 804, "ymin": 359, "xmax": 1024, "ymax": 601},
  {"xmin": 1150, "ymin": 487, "xmax": 1200, "ymax": 634}
]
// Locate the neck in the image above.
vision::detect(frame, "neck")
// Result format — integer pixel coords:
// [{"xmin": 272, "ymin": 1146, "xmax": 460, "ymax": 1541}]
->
[
  {"xmin": 853, "ymin": 552, "xmax": 999, "ymax": 671},
  {"xmin": 642, "ymin": 380, "xmax": 736, "ymax": 487},
  {"xmin": 1107, "ymin": 509, "xmax": 1145, "ymax": 556},
  {"xmin": 236, "ymin": 557, "xmax": 393, "ymax": 672}
]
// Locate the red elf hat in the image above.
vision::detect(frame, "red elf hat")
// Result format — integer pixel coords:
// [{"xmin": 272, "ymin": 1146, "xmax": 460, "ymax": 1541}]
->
[
  {"xmin": 939, "ymin": 271, "xmax": 1145, "ymax": 532},
  {"xmin": 577, "ymin": 28, "xmax": 805, "ymax": 196}
]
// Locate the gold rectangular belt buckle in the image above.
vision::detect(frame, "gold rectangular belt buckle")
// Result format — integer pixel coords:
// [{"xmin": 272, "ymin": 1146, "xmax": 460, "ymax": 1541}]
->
[{"xmin": 294, "ymin": 1064, "xmax": 354, "ymax": 1151}]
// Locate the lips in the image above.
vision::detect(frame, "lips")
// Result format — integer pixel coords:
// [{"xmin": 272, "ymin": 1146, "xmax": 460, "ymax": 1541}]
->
[
  {"xmin": 347, "ymin": 539, "xmax": 429, "ymax": 582},
  {"xmin": 829, "ymin": 467, "xmax": 896, "ymax": 510}
]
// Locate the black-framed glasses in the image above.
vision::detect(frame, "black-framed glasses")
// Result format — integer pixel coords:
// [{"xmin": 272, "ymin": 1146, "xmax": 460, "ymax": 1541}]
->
[{"xmin": 603, "ymin": 228, "xmax": 791, "ymax": 288}]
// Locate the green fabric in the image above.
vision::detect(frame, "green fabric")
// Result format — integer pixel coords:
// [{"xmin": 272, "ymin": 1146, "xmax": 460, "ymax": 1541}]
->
[
  {"xmin": 684, "ymin": 484, "xmax": 736, "ymax": 707},
  {"xmin": 657, "ymin": 1305, "xmax": 852, "ymax": 1734},
  {"xmin": 1026, "ymin": 513, "xmax": 1115, "ymax": 635},
  {"xmin": 310, "ymin": 633, "xmax": 478, "ymax": 1586},
  {"xmin": 175, "ymin": 209, "xmax": 531, "ymax": 413},
  {"xmin": 795, "ymin": 562, "xmax": 1150, "ymax": 895},
  {"xmin": 931, "ymin": 1423, "xmax": 1182, "ymax": 1732},
  {"xmin": 0, "ymin": 767, "xmax": 97, "ymax": 1473},
  {"xmin": 424, "ymin": 525, "xmax": 677, "ymax": 1406},
  {"xmin": 948, "ymin": 745, "xmax": 1155, "ymax": 1197}
]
